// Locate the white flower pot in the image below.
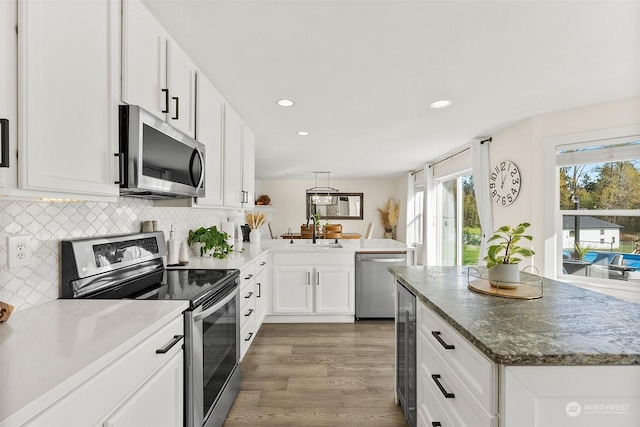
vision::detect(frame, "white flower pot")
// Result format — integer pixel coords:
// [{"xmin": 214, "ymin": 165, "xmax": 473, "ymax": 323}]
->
[{"xmin": 488, "ymin": 264, "xmax": 521, "ymax": 288}]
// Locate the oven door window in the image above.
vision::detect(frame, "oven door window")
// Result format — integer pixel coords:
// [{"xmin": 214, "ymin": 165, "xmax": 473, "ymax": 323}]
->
[{"xmin": 201, "ymin": 295, "xmax": 237, "ymax": 417}]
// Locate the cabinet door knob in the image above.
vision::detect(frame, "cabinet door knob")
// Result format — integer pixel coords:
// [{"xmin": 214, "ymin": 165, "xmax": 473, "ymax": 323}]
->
[
  {"xmin": 161, "ymin": 88, "xmax": 169, "ymax": 113},
  {"xmin": 0, "ymin": 118, "xmax": 9, "ymax": 167},
  {"xmin": 172, "ymin": 96, "xmax": 179, "ymax": 120},
  {"xmin": 113, "ymin": 152, "xmax": 124, "ymax": 184}
]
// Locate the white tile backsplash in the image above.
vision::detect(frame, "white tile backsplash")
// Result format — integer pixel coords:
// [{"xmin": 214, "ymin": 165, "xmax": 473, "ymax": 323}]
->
[{"xmin": 0, "ymin": 197, "xmax": 241, "ymax": 311}]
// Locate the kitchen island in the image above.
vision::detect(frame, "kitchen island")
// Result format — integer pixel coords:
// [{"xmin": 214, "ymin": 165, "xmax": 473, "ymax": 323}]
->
[{"xmin": 389, "ymin": 266, "xmax": 640, "ymax": 427}]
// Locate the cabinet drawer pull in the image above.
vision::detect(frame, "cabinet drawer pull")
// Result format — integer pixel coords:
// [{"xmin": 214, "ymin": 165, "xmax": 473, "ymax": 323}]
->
[
  {"xmin": 244, "ymin": 291, "xmax": 253, "ymax": 299},
  {"xmin": 316, "ymin": 271, "xmax": 320, "ymax": 285},
  {"xmin": 257, "ymin": 283, "xmax": 261, "ymax": 298},
  {"xmin": 307, "ymin": 272, "xmax": 311, "ymax": 285},
  {"xmin": 431, "ymin": 331, "xmax": 455, "ymax": 350},
  {"xmin": 244, "ymin": 274, "xmax": 253, "ymax": 280},
  {"xmin": 156, "ymin": 335, "xmax": 183, "ymax": 354},
  {"xmin": 260, "ymin": 261, "xmax": 267, "ymax": 266},
  {"xmin": 161, "ymin": 88, "xmax": 169, "ymax": 113},
  {"xmin": 432, "ymin": 423, "xmax": 442, "ymax": 427},
  {"xmin": 244, "ymin": 308, "xmax": 254, "ymax": 317},
  {"xmin": 0, "ymin": 118, "xmax": 9, "ymax": 167},
  {"xmin": 431, "ymin": 374, "xmax": 455, "ymax": 398},
  {"xmin": 172, "ymin": 96, "xmax": 179, "ymax": 120},
  {"xmin": 244, "ymin": 332, "xmax": 253, "ymax": 342}
]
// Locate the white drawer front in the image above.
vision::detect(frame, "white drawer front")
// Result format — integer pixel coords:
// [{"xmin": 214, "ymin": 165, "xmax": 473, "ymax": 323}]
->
[
  {"xmin": 240, "ymin": 312, "xmax": 256, "ymax": 359},
  {"xmin": 240, "ymin": 284, "xmax": 255, "ymax": 310},
  {"xmin": 418, "ymin": 332, "xmax": 497, "ymax": 427},
  {"xmin": 418, "ymin": 302, "xmax": 496, "ymax": 413},
  {"xmin": 240, "ymin": 264, "xmax": 256, "ymax": 291},
  {"xmin": 254, "ymin": 254, "xmax": 268, "ymax": 275},
  {"xmin": 26, "ymin": 316, "xmax": 184, "ymax": 426}
]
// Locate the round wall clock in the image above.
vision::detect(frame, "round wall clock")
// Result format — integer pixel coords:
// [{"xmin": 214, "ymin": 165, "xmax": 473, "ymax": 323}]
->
[{"xmin": 489, "ymin": 160, "xmax": 521, "ymax": 206}]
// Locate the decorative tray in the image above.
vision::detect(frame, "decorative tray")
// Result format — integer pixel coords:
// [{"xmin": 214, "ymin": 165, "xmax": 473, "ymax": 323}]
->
[{"xmin": 467, "ymin": 266, "xmax": 543, "ymax": 299}]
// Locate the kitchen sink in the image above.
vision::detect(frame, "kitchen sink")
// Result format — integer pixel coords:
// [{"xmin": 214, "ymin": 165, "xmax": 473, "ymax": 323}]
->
[{"xmin": 285, "ymin": 242, "xmax": 344, "ymax": 249}]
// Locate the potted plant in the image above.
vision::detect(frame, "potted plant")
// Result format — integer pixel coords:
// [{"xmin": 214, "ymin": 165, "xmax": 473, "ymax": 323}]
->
[
  {"xmin": 483, "ymin": 222, "xmax": 535, "ymax": 287},
  {"xmin": 187, "ymin": 226, "xmax": 233, "ymax": 259}
]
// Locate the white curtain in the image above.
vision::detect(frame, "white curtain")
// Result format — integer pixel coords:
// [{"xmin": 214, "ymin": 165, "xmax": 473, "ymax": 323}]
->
[{"xmin": 471, "ymin": 139, "xmax": 493, "ymax": 260}]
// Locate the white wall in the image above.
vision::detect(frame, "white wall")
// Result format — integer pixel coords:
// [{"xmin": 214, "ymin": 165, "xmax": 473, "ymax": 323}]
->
[
  {"xmin": 489, "ymin": 96, "xmax": 640, "ymax": 274},
  {"xmin": 255, "ymin": 178, "xmax": 404, "ymax": 240}
]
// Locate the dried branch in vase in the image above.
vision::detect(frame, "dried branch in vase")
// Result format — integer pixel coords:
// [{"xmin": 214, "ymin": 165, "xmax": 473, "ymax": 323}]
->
[
  {"xmin": 245, "ymin": 211, "xmax": 267, "ymax": 229},
  {"xmin": 377, "ymin": 197, "xmax": 400, "ymax": 231}
]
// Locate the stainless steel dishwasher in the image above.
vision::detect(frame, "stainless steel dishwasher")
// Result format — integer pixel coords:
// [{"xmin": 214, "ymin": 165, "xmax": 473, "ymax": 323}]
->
[{"xmin": 355, "ymin": 251, "xmax": 407, "ymax": 319}]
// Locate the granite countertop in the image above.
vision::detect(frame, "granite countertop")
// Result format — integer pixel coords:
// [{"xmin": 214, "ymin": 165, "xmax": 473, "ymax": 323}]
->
[
  {"xmin": 389, "ymin": 266, "xmax": 640, "ymax": 366},
  {"xmin": 0, "ymin": 299, "xmax": 188, "ymax": 425}
]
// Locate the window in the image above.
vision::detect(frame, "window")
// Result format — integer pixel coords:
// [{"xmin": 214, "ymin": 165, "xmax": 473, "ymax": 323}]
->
[
  {"xmin": 545, "ymin": 126, "xmax": 640, "ymax": 298},
  {"xmin": 425, "ymin": 146, "xmax": 482, "ymax": 267},
  {"xmin": 437, "ymin": 174, "xmax": 480, "ymax": 266},
  {"xmin": 412, "ymin": 171, "xmax": 424, "ymax": 245}
]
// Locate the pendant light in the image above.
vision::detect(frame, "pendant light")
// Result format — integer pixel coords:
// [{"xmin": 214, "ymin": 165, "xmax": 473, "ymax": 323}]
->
[{"xmin": 306, "ymin": 171, "xmax": 339, "ymax": 205}]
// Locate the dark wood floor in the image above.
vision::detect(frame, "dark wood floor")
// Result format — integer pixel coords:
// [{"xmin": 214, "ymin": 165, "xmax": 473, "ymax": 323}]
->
[{"xmin": 223, "ymin": 321, "xmax": 408, "ymax": 426}]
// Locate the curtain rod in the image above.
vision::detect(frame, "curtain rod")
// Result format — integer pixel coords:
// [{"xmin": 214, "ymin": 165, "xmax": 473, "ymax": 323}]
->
[
  {"xmin": 427, "ymin": 137, "xmax": 493, "ymax": 169},
  {"xmin": 428, "ymin": 147, "xmax": 470, "ymax": 169}
]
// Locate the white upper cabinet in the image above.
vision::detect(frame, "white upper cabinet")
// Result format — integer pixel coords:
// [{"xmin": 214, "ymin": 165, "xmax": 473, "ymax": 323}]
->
[
  {"xmin": 242, "ymin": 126, "xmax": 256, "ymax": 209},
  {"xmin": 166, "ymin": 40, "xmax": 196, "ymax": 137},
  {"xmin": 194, "ymin": 74, "xmax": 225, "ymax": 207},
  {"xmin": 17, "ymin": 0, "xmax": 120, "ymax": 199},
  {"xmin": 0, "ymin": 0, "xmax": 16, "ymax": 192},
  {"xmin": 122, "ymin": 0, "xmax": 196, "ymax": 138},
  {"xmin": 121, "ymin": 0, "xmax": 165, "ymax": 120},
  {"xmin": 223, "ymin": 105, "xmax": 244, "ymax": 208}
]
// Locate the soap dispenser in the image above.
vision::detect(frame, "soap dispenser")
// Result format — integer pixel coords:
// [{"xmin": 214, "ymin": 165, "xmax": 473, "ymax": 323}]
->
[{"xmin": 167, "ymin": 224, "xmax": 179, "ymax": 265}]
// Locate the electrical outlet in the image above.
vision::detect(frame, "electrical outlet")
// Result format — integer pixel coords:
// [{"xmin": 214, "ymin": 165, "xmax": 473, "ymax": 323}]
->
[{"xmin": 7, "ymin": 235, "xmax": 32, "ymax": 269}]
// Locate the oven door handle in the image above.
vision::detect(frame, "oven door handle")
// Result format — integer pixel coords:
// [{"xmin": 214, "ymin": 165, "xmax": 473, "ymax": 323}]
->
[{"xmin": 194, "ymin": 288, "xmax": 238, "ymax": 322}]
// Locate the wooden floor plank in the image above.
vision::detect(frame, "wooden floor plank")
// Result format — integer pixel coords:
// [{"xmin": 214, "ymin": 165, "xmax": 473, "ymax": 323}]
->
[{"xmin": 224, "ymin": 321, "xmax": 407, "ymax": 426}]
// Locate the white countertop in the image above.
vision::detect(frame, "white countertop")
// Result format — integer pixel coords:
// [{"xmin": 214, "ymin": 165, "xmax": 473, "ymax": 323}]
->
[
  {"xmin": 173, "ymin": 239, "xmax": 412, "ymax": 270},
  {"xmin": 0, "ymin": 299, "xmax": 188, "ymax": 425}
]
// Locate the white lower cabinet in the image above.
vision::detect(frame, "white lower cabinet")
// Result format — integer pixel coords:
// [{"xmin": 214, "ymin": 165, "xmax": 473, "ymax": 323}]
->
[
  {"xmin": 103, "ymin": 350, "xmax": 183, "ymax": 427},
  {"xmin": 416, "ymin": 300, "xmax": 498, "ymax": 427},
  {"xmin": 254, "ymin": 254, "xmax": 268, "ymax": 325},
  {"xmin": 502, "ymin": 365, "xmax": 640, "ymax": 427},
  {"xmin": 270, "ymin": 252, "xmax": 354, "ymax": 318},
  {"xmin": 25, "ymin": 316, "xmax": 184, "ymax": 427},
  {"xmin": 239, "ymin": 253, "xmax": 268, "ymax": 360}
]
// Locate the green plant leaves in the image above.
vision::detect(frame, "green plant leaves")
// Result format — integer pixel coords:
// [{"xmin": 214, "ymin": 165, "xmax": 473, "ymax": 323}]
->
[
  {"xmin": 482, "ymin": 222, "xmax": 535, "ymax": 266},
  {"xmin": 187, "ymin": 226, "xmax": 233, "ymax": 259}
]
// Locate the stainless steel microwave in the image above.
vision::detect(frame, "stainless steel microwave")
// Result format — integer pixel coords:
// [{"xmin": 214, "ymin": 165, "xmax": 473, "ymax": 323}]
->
[{"xmin": 117, "ymin": 105, "xmax": 205, "ymax": 199}]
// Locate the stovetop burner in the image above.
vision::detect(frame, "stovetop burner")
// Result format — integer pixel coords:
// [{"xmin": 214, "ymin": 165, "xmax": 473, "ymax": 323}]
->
[{"xmin": 61, "ymin": 231, "xmax": 239, "ymax": 307}]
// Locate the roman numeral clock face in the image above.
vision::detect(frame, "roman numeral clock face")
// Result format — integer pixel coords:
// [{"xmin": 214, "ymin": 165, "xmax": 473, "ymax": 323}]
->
[{"xmin": 490, "ymin": 160, "xmax": 521, "ymax": 206}]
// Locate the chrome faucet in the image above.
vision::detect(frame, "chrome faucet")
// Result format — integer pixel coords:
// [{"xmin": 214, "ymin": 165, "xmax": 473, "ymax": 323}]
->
[
  {"xmin": 306, "ymin": 215, "xmax": 317, "ymax": 244},
  {"xmin": 287, "ymin": 227, "xmax": 293, "ymax": 244}
]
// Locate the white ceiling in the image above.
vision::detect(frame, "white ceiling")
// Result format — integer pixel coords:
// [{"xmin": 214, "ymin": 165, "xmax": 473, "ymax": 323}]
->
[{"xmin": 142, "ymin": 0, "xmax": 640, "ymax": 180}]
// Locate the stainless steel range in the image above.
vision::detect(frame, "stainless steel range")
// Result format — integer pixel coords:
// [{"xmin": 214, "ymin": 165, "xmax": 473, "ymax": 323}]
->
[{"xmin": 61, "ymin": 231, "xmax": 241, "ymax": 427}]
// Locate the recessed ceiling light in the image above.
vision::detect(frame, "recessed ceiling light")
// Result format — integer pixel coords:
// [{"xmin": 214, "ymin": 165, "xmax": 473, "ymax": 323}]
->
[
  {"xmin": 277, "ymin": 99, "xmax": 295, "ymax": 107},
  {"xmin": 297, "ymin": 131, "xmax": 310, "ymax": 136},
  {"xmin": 430, "ymin": 99, "xmax": 452, "ymax": 109}
]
